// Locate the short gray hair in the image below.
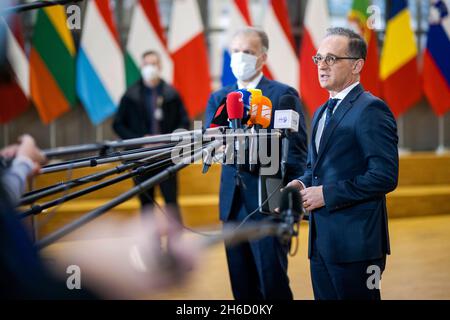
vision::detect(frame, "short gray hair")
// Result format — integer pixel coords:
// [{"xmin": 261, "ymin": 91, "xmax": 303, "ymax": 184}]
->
[
  {"xmin": 232, "ymin": 27, "xmax": 269, "ymax": 52},
  {"xmin": 325, "ymin": 27, "xmax": 367, "ymax": 60}
]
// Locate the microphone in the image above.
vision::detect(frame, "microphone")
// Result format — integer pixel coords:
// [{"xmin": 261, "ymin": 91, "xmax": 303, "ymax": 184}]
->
[
  {"xmin": 226, "ymin": 92, "xmax": 245, "ymax": 177},
  {"xmin": 248, "ymin": 96, "xmax": 272, "ymax": 173},
  {"xmin": 201, "ymin": 145, "xmax": 225, "ymax": 174},
  {"xmin": 274, "ymin": 95, "xmax": 300, "ymax": 183},
  {"xmin": 248, "ymin": 89, "xmax": 262, "ymax": 104},
  {"xmin": 246, "ymin": 89, "xmax": 262, "ymax": 126},
  {"xmin": 210, "ymin": 90, "xmax": 253, "ymax": 129},
  {"xmin": 255, "ymin": 96, "xmax": 272, "ymax": 130},
  {"xmin": 278, "ymin": 186, "xmax": 303, "ymax": 244},
  {"xmin": 226, "ymin": 91, "xmax": 244, "ymax": 130},
  {"xmin": 236, "ymin": 89, "xmax": 251, "ymax": 124}
]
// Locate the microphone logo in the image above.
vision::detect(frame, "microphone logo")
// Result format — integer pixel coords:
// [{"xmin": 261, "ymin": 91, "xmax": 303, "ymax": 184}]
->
[
  {"xmin": 278, "ymin": 115, "xmax": 288, "ymax": 124},
  {"xmin": 261, "ymin": 105, "xmax": 271, "ymax": 118}
]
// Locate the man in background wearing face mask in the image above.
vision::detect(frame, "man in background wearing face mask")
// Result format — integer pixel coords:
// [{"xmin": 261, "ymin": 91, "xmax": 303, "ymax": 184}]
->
[
  {"xmin": 204, "ymin": 27, "xmax": 308, "ymax": 300},
  {"xmin": 113, "ymin": 51, "xmax": 189, "ymax": 222}
]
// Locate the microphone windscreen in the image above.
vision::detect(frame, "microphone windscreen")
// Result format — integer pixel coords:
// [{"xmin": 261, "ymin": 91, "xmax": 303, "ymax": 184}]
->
[
  {"xmin": 248, "ymin": 89, "xmax": 262, "ymax": 106},
  {"xmin": 236, "ymin": 89, "xmax": 251, "ymax": 122},
  {"xmin": 255, "ymin": 96, "xmax": 272, "ymax": 128},
  {"xmin": 279, "ymin": 95, "xmax": 300, "ymax": 111},
  {"xmin": 226, "ymin": 91, "xmax": 244, "ymax": 120},
  {"xmin": 279, "ymin": 186, "xmax": 302, "ymax": 213},
  {"xmin": 247, "ymin": 95, "xmax": 261, "ymax": 126}
]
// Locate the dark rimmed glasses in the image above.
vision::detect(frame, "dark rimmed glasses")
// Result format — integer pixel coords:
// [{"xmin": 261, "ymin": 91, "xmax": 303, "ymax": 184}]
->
[{"xmin": 312, "ymin": 54, "xmax": 361, "ymax": 66}]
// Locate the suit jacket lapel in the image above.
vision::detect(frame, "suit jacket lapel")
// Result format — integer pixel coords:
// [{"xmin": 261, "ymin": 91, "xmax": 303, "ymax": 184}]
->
[
  {"xmin": 314, "ymin": 84, "xmax": 364, "ymax": 169},
  {"xmin": 311, "ymin": 103, "xmax": 327, "ymax": 158}
]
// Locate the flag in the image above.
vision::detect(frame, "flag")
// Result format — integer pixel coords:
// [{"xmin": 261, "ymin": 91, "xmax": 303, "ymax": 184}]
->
[
  {"xmin": 299, "ymin": 0, "xmax": 330, "ymax": 115},
  {"xmin": 30, "ymin": 6, "xmax": 75, "ymax": 124},
  {"xmin": 0, "ymin": 15, "xmax": 29, "ymax": 124},
  {"xmin": 423, "ymin": 0, "xmax": 450, "ymax": 116},
  {"xmin": 380, "ymin": 0, "xmax": 422, "ymax": 117},
  {"xmin": 348, "ymin": 0, "xmax": 381, "ymax": 96},
  {"xmin": 221, "ymin": 0, "xmax": 252, "ymax": 86},
  {"xmin": 126, "ymin": 0, "xmax": 173, "ymax": 87},
  {"xmin": 168, "ymin": 0, "xmax": 211, "ymax": 118},
  {"xmin": 77, "ymin": 0, "xmax": 126, "ymax": 125},
  {"xmin": 262, "ymin": 0, "xmax": 299, "ymax": 89}
]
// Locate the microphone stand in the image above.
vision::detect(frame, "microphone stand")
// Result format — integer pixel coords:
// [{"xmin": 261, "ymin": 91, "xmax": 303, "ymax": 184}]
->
[
  {"xmin": 18, "ymin": 157, "xmax": 175, "ymax": 219},
  {"xmin": 41, "ymin": 142, "xmax": 178, "ymax": 171},
  {"xmin": 40, "ymin": 145, "xmax": 176, "ymax": 174},
  {"xmin": 43, "ymin": 127, "xmax": 225, "ymax": 159},
  {"xmin": 20, "ymin": 141, "xmax": 199, "ymax": 205},
  {"xmin": 34, "ymin": 140, "xmax": 222, "ymax": 250}
]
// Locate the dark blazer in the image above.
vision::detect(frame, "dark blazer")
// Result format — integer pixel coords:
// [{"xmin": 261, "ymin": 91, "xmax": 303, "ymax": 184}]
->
[
  {"xmin": 298, "ymin": 84, "xmax": 398, "ymax": 264},
  {"xmin": 113, "ymin": 79, "xmax": 190, "ymax": 139},
  {"xmin": 0, "ymin": 168, "xmax": 96, "ymax": 299},
  {"xmin": 205, "ymin": 76, "xmax": 308, "ymax": 221}
]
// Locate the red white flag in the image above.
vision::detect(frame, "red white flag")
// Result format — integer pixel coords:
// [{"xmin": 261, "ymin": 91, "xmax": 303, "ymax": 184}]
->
[
  {"xmin": 168, "ymin": 0, "xmax": 211, "ymax": 118},
  {"xmin": 0, "ymin": 15, "xmax": 29, "ymax": 124},
  {"xmin": 126, "ymin": 0, "xmax": 173, "ymax": 86},
  {"xmin": 262, "ymin": 0, "xmax": 298, "ymax": 89},
  {"xmin": 299, "ymin": 0, "xmax": 330, "ymax": 115}
]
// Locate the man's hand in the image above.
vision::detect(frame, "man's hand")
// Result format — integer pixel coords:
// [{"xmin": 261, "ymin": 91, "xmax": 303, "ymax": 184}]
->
[
  {"xmin": 283, "ymin": 179, "xmax": 305, "ymax": 192},
  {"xmin": 275, "ymin": 179, "xmax": 305, "ymax": 213},
  {"xmin": 300, "ymin": 186, "xmax": 325, "ymax": 211},
  {"xmin": 0, "ymin": 144, "xmax": 19, "ymax": 159}
]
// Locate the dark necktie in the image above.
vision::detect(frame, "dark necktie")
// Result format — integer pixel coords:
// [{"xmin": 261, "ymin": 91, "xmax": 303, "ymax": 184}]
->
[{"xmin": 324, "ymin": 98, "xmax": 340, "ymax": 128}]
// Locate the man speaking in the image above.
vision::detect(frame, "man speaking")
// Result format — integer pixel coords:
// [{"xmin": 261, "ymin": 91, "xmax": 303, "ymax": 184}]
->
[
  {"xmin": 287, "ymin": 27, "xmax": 399, "ymax": 300},
  {"xmin": 205, "ymin": 27, "xmax": 307, "ymax": 300}
]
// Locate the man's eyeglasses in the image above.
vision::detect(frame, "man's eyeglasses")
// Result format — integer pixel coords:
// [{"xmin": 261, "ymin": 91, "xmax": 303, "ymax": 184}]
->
[{"xmin": 312, "ymin": 54, "xmax": 361, "ymax": 66}]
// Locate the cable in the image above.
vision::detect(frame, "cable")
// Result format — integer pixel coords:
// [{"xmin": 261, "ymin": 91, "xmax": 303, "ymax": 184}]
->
[
  {"xmin": 145, "ymin": 176, "xmax": 284, "ymax": 239},
  {"xmin": 232, "ymin": 179, "xmax": 284, "ymax": 231}
]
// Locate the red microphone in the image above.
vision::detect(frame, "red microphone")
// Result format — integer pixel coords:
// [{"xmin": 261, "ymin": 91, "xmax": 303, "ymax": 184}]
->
[{"xmin": 226, "ymin": 91, "xmax": 244, "ymax": 129}]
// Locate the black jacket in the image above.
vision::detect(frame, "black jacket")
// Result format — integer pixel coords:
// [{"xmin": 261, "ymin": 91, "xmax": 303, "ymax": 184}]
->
[{"xmin": 113, "ymin": 79, "xmax": 190, "ymax": 139}]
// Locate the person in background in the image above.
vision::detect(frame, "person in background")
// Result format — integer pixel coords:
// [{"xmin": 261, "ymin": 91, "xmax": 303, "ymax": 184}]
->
[
  {"xmin": 113, "ymin": 51, "xmax": 189, "ymax": 223},
  {"xmin": 204, "ymin": 27, "xmax": 308, "ymax": 300}
]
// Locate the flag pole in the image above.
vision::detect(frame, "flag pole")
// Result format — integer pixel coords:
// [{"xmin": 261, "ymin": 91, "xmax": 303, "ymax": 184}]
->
[
  {"xmin": 436, "ymin": 116, "xmax": 448, "ymax": 154},
  {"xmin": 49, "ymin": 121, "xmax": 56, "ymax": 149},
  {"xmin": 96, "ymin": 123, "xmax": 103, "ymax": 142},
  {"xmin": 2, "ymin": 123, "xmax": 9, "ymax": 147},
  {"xmin": 398, "ymin": 116, "xmax": 410, "ymax": 155}
]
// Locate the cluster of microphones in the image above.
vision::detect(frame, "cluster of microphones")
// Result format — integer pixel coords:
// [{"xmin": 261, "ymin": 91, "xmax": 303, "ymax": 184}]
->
[
  {"xmin": 204, "ymin": 88, "xmax": 301, "ymax": 184},
  {"xmin": 15, "ymin": 87, "xmax": 303, "ymax": 250}
]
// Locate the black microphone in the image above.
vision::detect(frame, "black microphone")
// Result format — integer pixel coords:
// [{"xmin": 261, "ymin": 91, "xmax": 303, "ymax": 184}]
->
[
  {"xmin": 278, "ymin": 186, "xmax": 303, "ymax": 244},
  {"xmin": 274, "ymin": 95, "xmax": 301, "ymax": 184}
]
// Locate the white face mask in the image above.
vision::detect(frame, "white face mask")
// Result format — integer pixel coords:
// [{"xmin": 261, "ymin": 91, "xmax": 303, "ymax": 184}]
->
[
  {"xmin": 230, "ymin": 52, "xmax": 258, "ymax": 82},
  {"xmin": 141, "ymin": 64, "xmax": 159, "ymax": 83}
]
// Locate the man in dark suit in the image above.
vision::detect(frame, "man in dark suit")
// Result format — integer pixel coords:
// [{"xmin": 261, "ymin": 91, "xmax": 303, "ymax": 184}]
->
[
  {"xmin": 113, "ymin": 51, "xmax": 189, "ymax": 222},
  {"xmin": 205, "ymin": 27, "xmax": 308, "ymax": 300},
  {"xmin": 287, "ymin": 27, "xmax": 398, "ymax": 300}
]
